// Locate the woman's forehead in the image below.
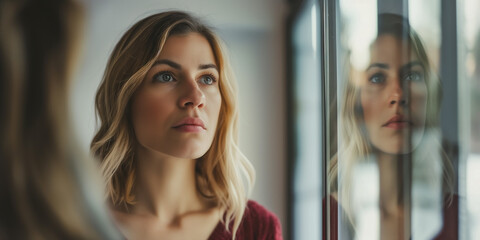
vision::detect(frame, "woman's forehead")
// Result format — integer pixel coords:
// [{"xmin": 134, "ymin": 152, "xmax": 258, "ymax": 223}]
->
[
  {"xmin": 159, "ymin": 33, "xmax": 215, "ymax": 62},
  {"xmin": 369, "ymin": 35, "xmax": 418, "ymax": 64}
]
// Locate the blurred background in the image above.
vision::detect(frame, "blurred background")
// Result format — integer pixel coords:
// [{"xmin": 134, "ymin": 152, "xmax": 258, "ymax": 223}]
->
[{"xmin": 70, "ymin": 0, "xmax": 480, "ymax": 239}]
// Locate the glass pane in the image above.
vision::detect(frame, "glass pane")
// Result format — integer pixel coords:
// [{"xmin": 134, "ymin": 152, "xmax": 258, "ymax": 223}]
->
[
  {"xmin": 459, "ymin": 0, "xmax": 480, "ymax": 239},
  {"xmin": 291, "ymin": 1, "xmax": 322, "ymax": 240},
  {"xmin": 329, "ymin": 0, "xmax": 462, "ymax": 239}
]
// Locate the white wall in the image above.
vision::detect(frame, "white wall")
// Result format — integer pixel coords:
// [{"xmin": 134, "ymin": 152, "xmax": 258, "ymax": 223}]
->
[{"xmin": 70, "ymin": 0, "xmax": 288, "ymax": 236}]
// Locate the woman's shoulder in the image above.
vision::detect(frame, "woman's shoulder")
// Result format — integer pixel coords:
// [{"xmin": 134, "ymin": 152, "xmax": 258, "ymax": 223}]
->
[
  {"xmin": 244, "ymin": 200, "xmax": 279, "ymax": 222},
  {"xmin": 237, "ymin": 200, "xmax": 283, "ymax": 240}
]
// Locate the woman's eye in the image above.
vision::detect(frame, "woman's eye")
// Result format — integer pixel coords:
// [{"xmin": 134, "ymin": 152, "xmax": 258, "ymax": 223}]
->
[
  {"xmin": 368, "ymin": 73, "xmax": 386, "ymax": 84},
  {"xmin": 153, "ymin": 72, "xmax": 175, "ymax": 83},
  {"xmin": 200, "ymin": 75, "xmax": 216, "ymax": 85},
  {"xmin": 403, "ymin": 72, "xmax": 423, "ymax": 82}
]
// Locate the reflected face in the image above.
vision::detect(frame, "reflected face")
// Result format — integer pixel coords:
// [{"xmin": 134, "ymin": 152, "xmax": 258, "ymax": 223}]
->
[
  {"xmin": 360, "ymin": 35, "xmax": 428, "ymax": 154},
  {"xmin": 131, "ymin": 33, "xmax": 222, "ymax": 159}
]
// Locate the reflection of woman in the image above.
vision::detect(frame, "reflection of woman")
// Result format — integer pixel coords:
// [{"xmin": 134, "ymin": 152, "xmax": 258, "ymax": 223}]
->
[
  {"xmin": 329, "ymin": 14, "xmax": 456, "ymax": 239},
  {"xmin": 0, "ymin": 1, "xmax": 117, "ymax": 239},
  {"xmin": 91, "ymin": 11, "xmax": 282, "ymax": 240}
]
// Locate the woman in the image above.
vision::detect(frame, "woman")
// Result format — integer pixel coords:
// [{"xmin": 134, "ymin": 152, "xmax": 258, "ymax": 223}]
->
[
  {"xmin": 0, "ymin": 0, "xmax": 118, "ymax": 239},
  {"xmin": 328, "ymin": 14, "xmax": 457, "ymax": 239},
  {"xmin": 91, "ymin": 11, "xmax": 282, "ymax": 240}
]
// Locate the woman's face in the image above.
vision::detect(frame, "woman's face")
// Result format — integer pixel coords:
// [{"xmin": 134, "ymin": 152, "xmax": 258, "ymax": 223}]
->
[
  {"xmin": 360, "ymin": 34, "xmax": 428, "ymax": 154},
  {"xmin": 131, "ymin": 33, "xmax": 222, "ymax": 159}
]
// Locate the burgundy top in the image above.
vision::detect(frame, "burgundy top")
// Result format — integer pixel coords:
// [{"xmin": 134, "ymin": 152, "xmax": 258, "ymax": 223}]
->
[
  {"xmin": 323, "ymin": 195, "xmax": 459, "ymax": 240},
  {"xmin": 208, "ymin": 200, "xmax": 283, "ymax": 240}
]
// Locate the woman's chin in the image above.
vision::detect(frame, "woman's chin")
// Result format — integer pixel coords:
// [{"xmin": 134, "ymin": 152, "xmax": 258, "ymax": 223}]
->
[
  {"xmin": 162, "ymin": 149, "xmax": 208, "ymax": 160},
  {"xmin": 371, "ymin": 128, "xmax": 425, "ymax": 155}
]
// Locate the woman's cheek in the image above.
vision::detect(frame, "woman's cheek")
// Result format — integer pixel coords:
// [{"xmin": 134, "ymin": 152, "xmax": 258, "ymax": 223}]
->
[
  {"xmin": 134, "ymin": 92, "xmax": 172, "ymax": 125},
  {"xmin": 410, "ymin": 87, "xmax": 428, "ymax": 127}
]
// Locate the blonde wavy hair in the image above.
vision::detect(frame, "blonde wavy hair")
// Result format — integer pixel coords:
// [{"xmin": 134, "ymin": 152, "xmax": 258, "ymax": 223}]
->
[
  {"xmin": 328, "ymin": 13, "xmax": 454, "ymax": 227},
  {"xmin": 91, "ymin": 11, "xmax": 255, "ymax": 237}
]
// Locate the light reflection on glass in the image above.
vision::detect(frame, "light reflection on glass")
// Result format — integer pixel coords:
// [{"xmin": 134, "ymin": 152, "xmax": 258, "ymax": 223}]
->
[
  {"xmin": 461, "ymin": 0, "xmax": 480, "ymax": 239},
  {"xmin": 292, "ymin": 1, "xmax": 321, "ymax": 240}
]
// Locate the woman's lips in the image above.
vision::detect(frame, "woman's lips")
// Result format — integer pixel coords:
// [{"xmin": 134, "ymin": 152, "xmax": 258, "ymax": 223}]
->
[
  {"xmin": 383, "ymin": 115, "xmax": 412, "ymax": 129},
  {"xmin": 384, "ymin": 121, "xmax": 410, "ymax": 129},
  {"xmin": 172, "ymin": 117, "xmax": 206, "ymax": 133},
  {"xmin": 173, "ymin": 125, "xmax": 205, "ymax": 132}
]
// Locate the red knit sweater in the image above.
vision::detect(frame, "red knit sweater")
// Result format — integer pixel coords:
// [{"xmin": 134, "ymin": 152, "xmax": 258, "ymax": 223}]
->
[{"xmin": 208, "ymin": 200, "xmax": 283, "ymax": 240}]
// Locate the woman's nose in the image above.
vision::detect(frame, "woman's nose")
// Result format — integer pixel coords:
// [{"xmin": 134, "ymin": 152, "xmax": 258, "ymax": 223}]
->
[
  {"xmin": 178, "ymin": 79, "xmax": 205, "ymax": 109},
  {"xmin": 388, "ymin": 80, "xmax": 407, "ymax": 106}
]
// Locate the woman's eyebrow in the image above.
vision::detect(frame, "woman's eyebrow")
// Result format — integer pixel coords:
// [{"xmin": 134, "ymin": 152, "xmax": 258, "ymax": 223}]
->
[
  {"xmin": 152, "ymin": 60, "xmax": 218, "ymax": 72},
  {"xmin": 366, "ymin": 63, "xmax": 389, "ymax": 71},
  {"xmin": 401, "ymin": 61, "xmax": 424, "ymax": 71},
  {"xmin": 153, "ymin": 59, "xmax": 181, "ymax": 69},
  {"xmin": 199, "ymin": 64, "xmax": 218, "ymax": 71}
]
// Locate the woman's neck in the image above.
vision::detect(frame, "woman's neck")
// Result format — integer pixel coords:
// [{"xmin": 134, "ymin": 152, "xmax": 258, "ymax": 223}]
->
[
  {"xmin": 130, "ymin": 145, "xmax": 213, "ymax": 224},
  {"xmin": 377, "ymin": 152, "xmax": 412, "ymax": 206},
  {"xmin": 377, "ymin": 153, "xmax": 400, "ymax": 210},
  {"xmin": 376, "ymin": 151, "xmax": 412, "ymax": 239}
]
